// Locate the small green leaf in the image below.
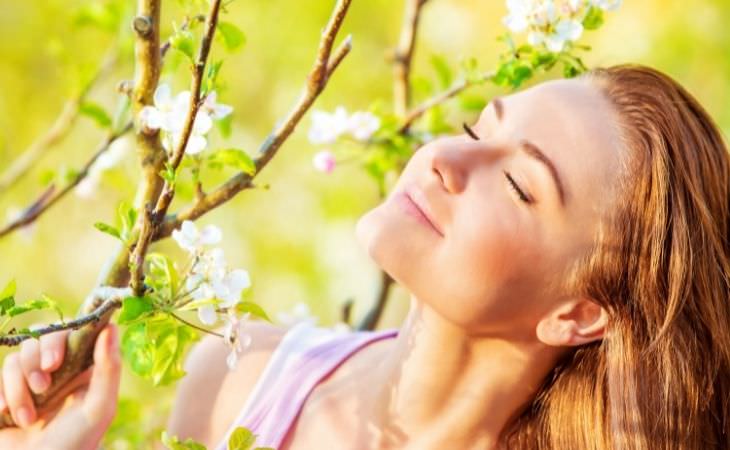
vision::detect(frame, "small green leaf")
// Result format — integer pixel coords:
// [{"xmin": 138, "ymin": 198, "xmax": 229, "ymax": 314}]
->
[
  {"xmin": 7, "ymin": 295, "xmax": 63, "ymax": 319},
  {"xmin": 217, "ymin": 22, "xmax": 246, "ymax": 52},
  {"xmin": 118, "ymin": 200, "xmax": 138, "ymax": 240},
  {"xmin": 79, "ymin": 101, "xmax": 112, "ymax": 128},
  {"xmin": 228, "ymin": 427, "xmax": 257, "ymax": 450},
  {"xmin": 207, "ymin": 149, "xmax": 255, "ymax": 175},
  {"xmin": 582, "ymin": 6, "xmax": 604, "ymax": 30},
  {"xmin": 118, "ymin": 296, "xmax": 154, "ymax": 324},
  {"xmin": 161, "ymin": 430, "xmax": 207, "ymax": 450},
  {"xmin": 171, "ymin": 29, "xmax": 196, "ymax": 61},
  {"xmin": 236, "ymin": 302, "xmax": 271, "ymax": 323},
  {"xmin": 0, "ymin": 279, "xmax": 16, "ymax": 301},
  {"xmin": 216, "ymin": 114, "xmax": 233, "ymax": 139},
  {"xmin": 0, "ymin": 280, "xmax": 16, "ymax": 316},
  {"xmin": 430, "ymin": 54, "xmax": 452, "ymax": 89},
  {"xmin": 203, "ymin": 60, "xmax": 224, "ymax": 96},
  {"xmin": 160, "ymin": 162, "xmax": 177, "ymax": 184},
  {"xmin": 94, "ymin": 222, "xmax": 122, "ymax": 241}
]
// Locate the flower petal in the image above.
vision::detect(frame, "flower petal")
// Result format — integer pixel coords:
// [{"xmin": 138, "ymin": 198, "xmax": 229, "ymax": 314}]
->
[{"xmin": 198, "ymin": 305, "xmax": 218, "ymax": 325}]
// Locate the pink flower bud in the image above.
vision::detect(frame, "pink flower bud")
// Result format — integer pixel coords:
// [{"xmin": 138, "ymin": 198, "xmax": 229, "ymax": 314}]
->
[{"xmin": 312, "ymin": 150, "xmax": 336, "ymax": 173}]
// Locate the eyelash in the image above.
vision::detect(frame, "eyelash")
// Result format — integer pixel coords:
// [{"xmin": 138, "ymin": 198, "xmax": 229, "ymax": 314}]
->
[{"xmin": 462, "ymin": 122, "xmax": 532, "ymax": 205}]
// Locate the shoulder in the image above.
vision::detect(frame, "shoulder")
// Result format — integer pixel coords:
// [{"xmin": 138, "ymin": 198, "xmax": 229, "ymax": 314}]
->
[{"xmin": 166, "ymin": 321, "xmax": 289, "ymax": 446}]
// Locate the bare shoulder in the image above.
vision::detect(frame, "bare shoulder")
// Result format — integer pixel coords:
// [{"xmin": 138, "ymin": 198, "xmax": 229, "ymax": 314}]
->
[{"xmin": 165, "ymin": 321, "xmax": 289, "ymax": 447}]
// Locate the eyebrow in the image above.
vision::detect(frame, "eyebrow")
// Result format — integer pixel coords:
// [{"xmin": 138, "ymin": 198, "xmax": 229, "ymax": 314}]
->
[{"xmin": 490, "ymin": 97, "xmax": 567, "ymax": 207}]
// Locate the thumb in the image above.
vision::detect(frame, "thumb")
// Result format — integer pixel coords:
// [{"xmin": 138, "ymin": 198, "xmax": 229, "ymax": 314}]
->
[{"xmin": 82, "ymin": 324, "xmax": 122, "ymax": 424}]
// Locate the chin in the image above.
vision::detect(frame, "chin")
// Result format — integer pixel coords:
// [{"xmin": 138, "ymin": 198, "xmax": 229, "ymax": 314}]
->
[{"xmin": 355, "ymin": 203, "xmax": 423, "ymax": 291}]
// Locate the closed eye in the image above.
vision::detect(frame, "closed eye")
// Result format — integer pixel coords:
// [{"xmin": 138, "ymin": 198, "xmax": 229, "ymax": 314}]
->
[
  {"xmin": 463, "ymin": 123, "xmax": 533, "ymax": 204},
  {"xmin": 463, "ymin": 122, "xmax": 480, "ymax": 140}
]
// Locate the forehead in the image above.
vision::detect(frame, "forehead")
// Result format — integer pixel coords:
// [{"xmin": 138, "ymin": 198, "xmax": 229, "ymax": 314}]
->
[{"xmin": 484, "ymin": 78, "xmax": 625, "ymax": 221}]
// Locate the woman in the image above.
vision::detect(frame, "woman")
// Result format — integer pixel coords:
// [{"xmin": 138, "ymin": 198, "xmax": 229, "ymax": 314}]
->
[{"xmin": 0, "ymin": 64, "xmax": 728, "ymax": 450}]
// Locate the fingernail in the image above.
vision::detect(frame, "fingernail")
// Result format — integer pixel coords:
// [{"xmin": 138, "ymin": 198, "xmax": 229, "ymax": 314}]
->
[
  {"xmin": 41, "ymin": 351, "xmax": 55, "ymax": 370},
  {"xmin": 29, "ymin": 371, "xmax": 49, "ymax": 393},
  {"xmin": 16, "ymin": 406, "xmax": 34, "ymax": 428}
]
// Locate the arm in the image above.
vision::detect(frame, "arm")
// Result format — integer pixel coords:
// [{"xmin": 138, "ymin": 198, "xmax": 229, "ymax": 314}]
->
[{"xmin": 165, "ymin": 321, "xmax": 288, "ymax": 447}]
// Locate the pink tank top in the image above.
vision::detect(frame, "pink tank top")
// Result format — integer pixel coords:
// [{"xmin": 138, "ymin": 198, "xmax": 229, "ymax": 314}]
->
[{"xmin": 214, "ymin": 321, "xmax": 399, "ymax": 449}]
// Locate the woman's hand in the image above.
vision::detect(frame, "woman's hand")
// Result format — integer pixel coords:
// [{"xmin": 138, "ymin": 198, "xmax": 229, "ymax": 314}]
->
[{"xmin": 0, "ymin": 324, "xmax": 122, "ymax": 450}]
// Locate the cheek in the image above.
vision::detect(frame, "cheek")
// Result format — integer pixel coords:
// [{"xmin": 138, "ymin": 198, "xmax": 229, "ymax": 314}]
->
[{"xmin": 439, "ymin": 196, "xmax": 541, "ymax": 328}]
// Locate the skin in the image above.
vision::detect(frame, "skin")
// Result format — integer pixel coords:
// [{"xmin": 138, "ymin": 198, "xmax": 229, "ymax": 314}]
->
[{"xmin": 0, "ymin": 77, "xmax": 625, "ymax": 449}]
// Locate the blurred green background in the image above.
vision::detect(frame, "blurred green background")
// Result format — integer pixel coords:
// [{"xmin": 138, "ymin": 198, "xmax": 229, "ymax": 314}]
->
[{"xmin": 0, "ymin": 0, "xmax": 728, "ymax": 445}]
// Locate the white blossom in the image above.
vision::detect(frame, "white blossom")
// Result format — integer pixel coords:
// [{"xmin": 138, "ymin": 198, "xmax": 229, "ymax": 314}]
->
[
  {"xmin": 502, "ymin": 0, "xmax": 619, "ymax": 52},
  {"xmin": 139, "ymin": 84, "xmax": 217, "ymax": 155},
  {"xmin": 348, "ymin": 111, "xmax": 381, "ymax": 141},
  {"xmin": 224, "ymin": 311, "xmax": 253, "ymax": 370},
  {"xmin": 201, "ymin": 91, "xmax": 233, "ymax": 120},
  {"xmin": 172, "ymin": 220, "xmax": 222, "ymax": 254},
  {"xmin": 276, "ymin": 301, "xmax": 318, "ymax": 328},
  {"xmin": 308, "ymin": 106, "xmax": 350, "ymax": 144},
  {"xmin": 74, "ymin": 137, "xmax": 130, "ymax": 199}
]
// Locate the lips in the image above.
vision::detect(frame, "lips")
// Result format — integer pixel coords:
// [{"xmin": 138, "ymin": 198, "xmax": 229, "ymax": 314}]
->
[{"xmin": 396, "ymin": 187, "xmax": 444, "ymax": 236}]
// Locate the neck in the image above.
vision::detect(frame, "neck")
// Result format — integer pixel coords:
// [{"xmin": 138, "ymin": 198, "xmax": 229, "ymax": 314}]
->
[{"xmin": 363, "ymin": 295, "xmax": 562, "ymax": 450}]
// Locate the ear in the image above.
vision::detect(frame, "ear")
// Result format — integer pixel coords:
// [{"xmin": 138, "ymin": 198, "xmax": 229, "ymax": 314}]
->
[{"xmin": 535, "ymin": 298, "xmax": 608, "ymax": 347}]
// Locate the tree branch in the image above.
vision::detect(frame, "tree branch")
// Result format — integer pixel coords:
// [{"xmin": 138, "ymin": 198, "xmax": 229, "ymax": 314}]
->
[
  {"xmin": 152, "ymin": 0, "xmax": 354, "ymax": 240},
  {"xmin": 0, "ymin": 49, "xmax": 117, "ymax": 192},
  {"xmin": 0, "ymin": 297, "xmax": 123, "ymax": 347},
  {"xmin": 393, "ymin": 0, "xmax": 430, "ymax": 117},
  {"xmin": 398, "ymin": 70, "xmax": 495, "ymax": 133},
  {"xmin": 0, "ymin": 0, "xmax": 166, "ymax": 430},
  {"xmin": 0, "ymin": 124, "xmax": 132, "ymax": 240}
]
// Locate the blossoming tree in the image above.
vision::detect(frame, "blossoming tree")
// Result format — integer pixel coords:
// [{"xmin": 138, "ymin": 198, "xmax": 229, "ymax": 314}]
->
[{"xmin": 0, "ymin": 0, "xmax": 620, "ymax": 448}]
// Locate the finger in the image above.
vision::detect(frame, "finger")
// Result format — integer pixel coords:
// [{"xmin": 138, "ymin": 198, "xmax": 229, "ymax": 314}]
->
[
  {"xmin": 0, "ymin": 375, "xmax": 5, "ymax": 412},
  {"xmin": 2, "ymin": 353, "xmax": 36, "ymax": 428},
  {"xmin": 19, "ymin": 338, "xmax": 50, "ymax": 394},
  {"xmin": 40, "ymin": 329, "xmax": 70, "ymax": 372},
  {"xmin": 83, "ymin": 325, "xmax": 121, "ymax": 424}
]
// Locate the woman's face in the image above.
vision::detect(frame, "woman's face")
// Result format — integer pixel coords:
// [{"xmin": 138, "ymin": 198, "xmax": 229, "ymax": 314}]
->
[{"xmin": 355, "ymin": 77, "xmax": 625, "ymax": 339}]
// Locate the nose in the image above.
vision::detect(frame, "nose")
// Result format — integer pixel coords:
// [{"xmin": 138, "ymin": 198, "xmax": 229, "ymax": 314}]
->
[{"xmin": 431, "ymin": 139, "xmax": 501, "ymax": 194}]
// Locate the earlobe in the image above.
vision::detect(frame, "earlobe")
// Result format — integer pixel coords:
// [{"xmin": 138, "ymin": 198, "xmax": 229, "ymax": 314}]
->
[{"xmin": 536, "ymin": 298, "xmax": 608, "ymax": 347}]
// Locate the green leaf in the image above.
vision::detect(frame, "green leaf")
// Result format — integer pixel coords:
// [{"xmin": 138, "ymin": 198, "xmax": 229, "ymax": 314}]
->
[
  {"xmin": 203, "ymin": 60, "xmax": 224, "ymax": 96},
  {"xmin": 171, "ymin": 29, "xmax": 196, "ymax": 61},
  {"xmin": 79, "ymin": 101, "xmax": 112, "ymax": 128},
  {"xmin": 121, "ymin": 322, "xmax": 155, "ymax": 377},
  {"xmin": 94, "ymin": 222, "xmax": 122, "ymax": 241},
  {"xmin": 582, "ymin": 6, "xmax": 604, "ymax": 30},
  {"xmin": 430, "ymin": 54, "xmax": 453, "ymax": 89},
  {"xmin": 228, "ymin": 427, "xmax": 257, "ymax": 450},
  {"xmin": 236, "ymin": 302, "xmax": 271, "ymax": 323},
  {"xmin": 217, "ymin": 22, "xmax": 246, "ymax": 52},
  {"xmin": 207, "ymin": 149, "xmax": 255, "ymax": 175},
  {"xmin": 161, "ymin": 430, "xmax": 207, "ymax": 450},
  {"xmin": 118, "ymin": 200, "xmax": 138, "ymax": 241},
  {"xmin": 160, "ymin": 162, "xmax": 177, "ymax": 184},
  {"xmin": 0, "ymin": 279, "xmax": 16, "ymax": 316},
  {"xmin": 0, "ymin": 279, "xmax": 16, "ymax": 302},
  {"xmin": 216, "ymin": 114, "xmax": 233, "ymax": 139},
  {"xmin": 118, "ymin": 296, "xmax": 154, "ymax": 324},
  {"xmin": 145, "ymin": 253, "xmax": 180, "ymax": 299},
  {"xmin": 7, "ymin": 295, "xmax": 63, "ymax": 320}
]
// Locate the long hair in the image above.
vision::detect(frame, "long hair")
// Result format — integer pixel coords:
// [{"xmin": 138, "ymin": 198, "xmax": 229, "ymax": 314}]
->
[{"xmin": 500, "ymin": 65, "xmax": 730, "ymax": 449}]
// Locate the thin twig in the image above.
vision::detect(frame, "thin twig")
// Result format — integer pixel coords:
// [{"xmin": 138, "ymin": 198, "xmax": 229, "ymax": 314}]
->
[
  {"xmin": 0, "ymin": 49, "xmax": 118, "ymax": 192},
  {"xmin": 393, "ymin": 0, "xmax": 430, "ymax": 117},
  {"xmin": 170, "ymin": 312, "xmax": 224, "ymax": 338},
  {"xmin": 0, "ymin": 298, "xmax": 122, "ymax": 346},
  {"xmin": 0, "ymin": 123, "xmax": 133, "ymax": 239},
  {"xmin": 399, "ymin": 70, "xmax": 495, "ymax": 133},
  {"xmin": 357, "ymin": 270, "xmax": 394, "ymax": 331},
  {"xmin": 152, "ymin": 0, "xmax": 354, "ymax": 240}
]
